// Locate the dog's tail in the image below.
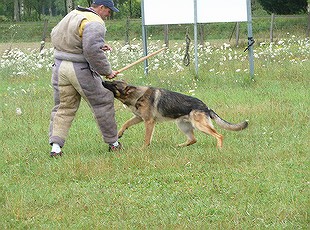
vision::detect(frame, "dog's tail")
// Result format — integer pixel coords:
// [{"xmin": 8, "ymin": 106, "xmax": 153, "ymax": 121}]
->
[{"xmin": 209, "ymin": 110, "xmax": 248, "ymax": 131}]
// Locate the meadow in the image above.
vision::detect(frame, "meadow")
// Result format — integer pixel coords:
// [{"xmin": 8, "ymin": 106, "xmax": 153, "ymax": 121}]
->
[{"xmin": 0, "ymin": 35, "xmax": 309, "ymax": 228}]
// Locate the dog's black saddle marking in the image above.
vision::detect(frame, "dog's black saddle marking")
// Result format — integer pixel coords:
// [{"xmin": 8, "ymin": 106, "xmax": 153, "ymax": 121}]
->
[{"xmin": 157, "ymin": 89, "xmax": 210, "ymax": 119}]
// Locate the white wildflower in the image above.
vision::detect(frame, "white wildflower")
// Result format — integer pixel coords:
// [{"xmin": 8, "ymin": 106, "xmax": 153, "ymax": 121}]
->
[{"xmin": 16, "ymin": 108, "xmax": 22, "ymax": 115}]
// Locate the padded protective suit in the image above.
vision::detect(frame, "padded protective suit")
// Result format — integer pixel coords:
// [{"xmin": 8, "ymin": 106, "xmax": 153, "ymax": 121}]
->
[{"xmin": 49, "ymin": 7, "xmax": 118, "ymax": 147}]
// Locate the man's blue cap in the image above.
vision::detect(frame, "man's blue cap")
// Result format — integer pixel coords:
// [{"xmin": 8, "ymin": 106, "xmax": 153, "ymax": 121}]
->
[{"xmin": 93, "ymin": 0, "xmax": 119, "ymax": 12}]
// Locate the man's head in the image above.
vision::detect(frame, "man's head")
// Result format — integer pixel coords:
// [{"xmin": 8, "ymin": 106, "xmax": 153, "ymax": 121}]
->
[
  {"xmin": 92, "ymin": 0, "xmax": 119, "ymax": 12},
  {"xmin": 92, "ymin": 0, "xmax": 119, "ymax": 19}
]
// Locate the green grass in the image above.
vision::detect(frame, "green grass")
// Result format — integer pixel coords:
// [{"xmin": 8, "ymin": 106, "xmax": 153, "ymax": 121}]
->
[{"xmin": 0, "ymin": 38, "xmax": 309, "ymax": 229}]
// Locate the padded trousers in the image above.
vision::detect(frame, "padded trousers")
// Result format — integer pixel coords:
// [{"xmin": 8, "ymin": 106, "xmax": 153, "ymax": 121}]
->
[{"xmin": 49, "ymin": 59, "xmax": 118, "ymax": 147}]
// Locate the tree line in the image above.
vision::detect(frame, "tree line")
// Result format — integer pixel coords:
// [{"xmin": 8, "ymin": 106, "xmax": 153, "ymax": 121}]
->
[
  {"xmin": 0, "ymin": 0, "xmax": 308, "ymax": 22},
  {"xmin": 0, "ymin": 0, "xmax": 141, "ymax": 21}
]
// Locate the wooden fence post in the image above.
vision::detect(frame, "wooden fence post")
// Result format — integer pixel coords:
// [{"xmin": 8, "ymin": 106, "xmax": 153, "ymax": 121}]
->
[
  {"xmin": 307, "ymin": 3, "xmax": 310, "ymax": 38},
  {"xmin": 270, "ymin": 13, "xmax": 275, "ymax": 42},
  {"xmin": 236, "ymin": 22, "xmax": 240, "ymax": 47},
  {"xmin": 164, "ymin": 24, "xmax": 169, "ymax": 48},
  {"xmin": 40, "ymin": 19, "xmax": 49, "ymax": 52}
]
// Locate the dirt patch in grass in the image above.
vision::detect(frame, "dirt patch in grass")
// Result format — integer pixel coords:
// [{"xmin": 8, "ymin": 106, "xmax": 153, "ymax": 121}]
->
[{"xmin": 0, "ymin": 42, "xmax": 53, "ymax": 54}]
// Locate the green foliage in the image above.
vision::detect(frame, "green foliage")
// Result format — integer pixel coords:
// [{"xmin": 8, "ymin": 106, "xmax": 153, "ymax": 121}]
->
[
  {"xmin": 258, "ymin": 0, "xmax": 308, "ymax": 14},
  {"xmin": 0, "ymin": 15, "xmax": 9, "ymax": 22},
  {"xmin": 117, "ymin": 0, "xmax": 141, "ymax": 18},
  {"xmin": 0, "ymin": 15, "xmax": 308, "ymax": 43},
  {"xmin": 0, "ymin": 0, "xmax": 13, "ymax": 20},
  {"xmin": 0, "ymin": 0, "xmax": 142, "ymax": 21}
]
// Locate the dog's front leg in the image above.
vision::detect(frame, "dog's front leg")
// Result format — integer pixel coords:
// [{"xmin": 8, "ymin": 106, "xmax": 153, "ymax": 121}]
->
[
  {"xmin": 144, "ymin": 119, "xmax": 155, "ymax": 146},
  {"xmin": 118, "ymin": 116, "xmax": 143, "ymax": 138}
]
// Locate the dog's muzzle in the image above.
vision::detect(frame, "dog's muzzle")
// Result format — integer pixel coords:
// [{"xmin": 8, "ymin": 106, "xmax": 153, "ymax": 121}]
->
[{"xmin": 102, "ymin": 81, "xmax": 117, "ymax": 96}]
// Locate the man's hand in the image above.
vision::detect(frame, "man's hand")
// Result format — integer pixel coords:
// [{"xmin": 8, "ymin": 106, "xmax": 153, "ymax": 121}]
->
[
  {"xmin": 101, "ymin": 44, "xmax": 112, "ymax": 51},
  {"xmin": 105, "ymin": 70, "xmax": 119, "ymax": 79}
]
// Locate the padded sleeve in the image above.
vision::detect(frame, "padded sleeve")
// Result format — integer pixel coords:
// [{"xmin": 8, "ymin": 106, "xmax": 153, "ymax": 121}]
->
[{"xmin": 82, "ymin": 21, "xmax": 112, "ymax": 76}]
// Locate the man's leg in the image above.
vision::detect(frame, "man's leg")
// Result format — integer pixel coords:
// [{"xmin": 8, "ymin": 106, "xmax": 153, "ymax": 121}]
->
[{"xmin": 49, "ymin": 60, "xmax": 81, "ymax": 150}]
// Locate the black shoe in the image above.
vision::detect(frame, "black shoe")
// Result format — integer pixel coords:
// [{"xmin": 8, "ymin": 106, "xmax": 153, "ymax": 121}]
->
[
  {"xmin": 108, "ymin": 143, "xmax": 123, "ymax": 152},
  {"xmin": 50, "ymin": 151, "xmax": 62, "ymax": 157}
]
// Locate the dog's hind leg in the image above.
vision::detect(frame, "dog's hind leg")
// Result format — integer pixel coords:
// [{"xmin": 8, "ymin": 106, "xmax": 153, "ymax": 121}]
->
[
  {"xmin": 176, "ymin": 120, "xmax": 197, "ymax": 147},
  {"xmin": 118, "ymin": 116, "xmax": 143, "ymax": 138},
  {"xmin": 190, "ymin": 111, "xmax": 223, "ymax": 148}
]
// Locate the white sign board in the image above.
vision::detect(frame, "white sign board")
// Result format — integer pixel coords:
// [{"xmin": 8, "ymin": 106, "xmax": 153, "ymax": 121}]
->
[{"xmin": 143, "ymin": 0, "xmax": 247, "ymax": 25}]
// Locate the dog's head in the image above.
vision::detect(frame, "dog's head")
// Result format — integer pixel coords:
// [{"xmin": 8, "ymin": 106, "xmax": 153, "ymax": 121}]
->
[{"xmin": 102, "ymin": 80, "xmax": 136, "ymax": 100}]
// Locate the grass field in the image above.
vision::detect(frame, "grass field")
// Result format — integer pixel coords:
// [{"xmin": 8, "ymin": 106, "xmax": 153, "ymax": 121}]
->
[{"xmin": 0, "ymin": 36, "xmax": 309, "ymax": 229}]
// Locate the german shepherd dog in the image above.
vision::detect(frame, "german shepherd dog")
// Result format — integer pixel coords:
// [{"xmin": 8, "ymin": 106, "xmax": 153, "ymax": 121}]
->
[{"xmin": 102, "ymin": 80, "xmax": 248, "ymax": 148}]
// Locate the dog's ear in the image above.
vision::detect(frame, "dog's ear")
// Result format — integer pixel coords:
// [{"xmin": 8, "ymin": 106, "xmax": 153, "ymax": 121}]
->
[{"xmin": 125, "ymin": 86, "xmax": 136, "ymax": 95}]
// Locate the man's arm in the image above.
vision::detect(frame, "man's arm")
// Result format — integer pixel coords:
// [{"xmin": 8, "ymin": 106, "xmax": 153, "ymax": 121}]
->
[{"xmin": 82, "ymin": 21, "xmax": 112, "ymax": 76}]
